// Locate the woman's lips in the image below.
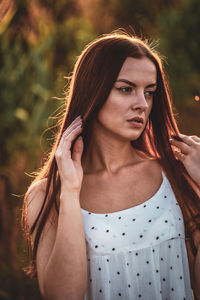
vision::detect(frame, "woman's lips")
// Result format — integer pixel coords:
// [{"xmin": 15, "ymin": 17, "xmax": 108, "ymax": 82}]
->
[{"xmin": 127, "ymin": 120, "xmax": 143, "ymax": 128}]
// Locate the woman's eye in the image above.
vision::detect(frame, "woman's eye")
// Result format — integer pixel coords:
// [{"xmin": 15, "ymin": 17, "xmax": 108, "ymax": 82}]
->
[
  {"xmin": 116, "ymin": 86, "xmax": 132, "ymax": 93},
  {"xmin": 144, "ymin": 91, "xmax": 154, "ymax": 98}
]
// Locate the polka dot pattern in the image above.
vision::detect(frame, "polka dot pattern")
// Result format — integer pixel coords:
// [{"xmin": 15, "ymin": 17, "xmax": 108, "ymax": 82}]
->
[{"xmin": 81, "ymin": 172, "xmax": 193, "ymax": 300}]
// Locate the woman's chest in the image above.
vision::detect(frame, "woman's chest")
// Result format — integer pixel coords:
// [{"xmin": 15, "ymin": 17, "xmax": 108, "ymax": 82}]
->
[{"xmin": 80, "ymin": 167, "xmax": 163, "ymax": 214}]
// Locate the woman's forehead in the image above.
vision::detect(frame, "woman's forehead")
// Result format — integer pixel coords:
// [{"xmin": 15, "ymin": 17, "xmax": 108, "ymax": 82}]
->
[{"xmin": 117, "ymin": 57, "xmax": 157, "ymax": 85}]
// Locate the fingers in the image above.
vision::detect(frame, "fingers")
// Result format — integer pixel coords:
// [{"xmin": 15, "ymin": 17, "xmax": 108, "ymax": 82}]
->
[
  {"xmin": 72, "ymin": 135, "xmax": 84, "ymax": 162},
  {"xmin": 170, "ymin": 133, "xmax": 200, "ymax": 155},
  {"xmin": 178, "ymin": 133, "xmax": 196, "ymax": 146},
  {"xmin": 62, "ymin": 116, "xmax": 82, "ymax": 138},
  {"xmin": 174, "ymin": 149, "xmax": 185, "ymax": 162},
  {"xmin": 190, "ymin": 135, "xmax": 200, "ymax": 143},
  {"xmin": 59, "ymin": 117, "xmax": 82, "ymax": 146},
  {"xmin": 56, "ymin": 116, "xmax": 83, "ymax": 157},
  {"xmin": 59, "ymin": 125, "xmax": 82, "ymax": 154},
  {"xmin": 169, "ymin": 138, "xmax": 191, "ymax": 155}
]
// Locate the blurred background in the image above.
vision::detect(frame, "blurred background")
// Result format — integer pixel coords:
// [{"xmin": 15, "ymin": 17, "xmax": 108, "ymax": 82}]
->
[{"xmin": 0, "ymin": 0, "xmax": 200, "ymax": 299}]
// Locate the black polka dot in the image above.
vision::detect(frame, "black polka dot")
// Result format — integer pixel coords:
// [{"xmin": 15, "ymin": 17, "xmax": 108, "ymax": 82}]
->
[
  {"xmin": 117, "ymin": 271, "xmax": 120, "ymax": 275},
  {"xmin": 137, "ymin": 273, "xmax": 140, "ymax": 276},
  {"xmin": 152, "ymin": 249, "xmax": 155, "ymax": 253},
  {"xmin": 99, "ymin": 289, "xmax": 102, "ymax": 293},
  {"xmin": 163, "ymin": 278, "xmax": 166, "ymax": 281},
  {"xmin": 180, "ymin": 276, "xmax": 183, "ymax": 280},
  {"xmin": 88, "ymin": 258, "xmax": 90, "ymax": 261},
  {"xmin": 88, "ymin": 212, "xmax": 91, "ymax": 214},
  {"xmin": 161, "ymin": 257, "xmax": 164, "ymax": 261},
  {"xmin": 149, "ymin": 282, "xmax": 151, "ymax": 285},
  {"xmin": 140, "ymin": 235, "xmax": 143, "ymax": 238},
  {"xmin": 112, "ymin": 248, "xmax": 115, "ymax": 251},
  {"xmin": 132, "ymin": 218, "xmax": 136, "ymax": 221},
  {"xmin": 127, "ymin": 263, "xmax": 129, "ymax": 266},
  {"xmin": 164, "ymin": 195, "xmax": 167, "ymax": 198},
  {"xmin": 179, "ymin": 217, "xmax": 181, "ymax": 220},
  {"xmin": 91, "ymin": 226, "xmax": 94, "ymax": 229},
  {"xmin": 122, "ymin": 233, "xmax": 126, "ymax": 236},
  {"xmin": 118, "ymin": 216, "xmax": 121, "ymax": 219},
  {"xmin": 143, "ymin": 205, "xmax": 146, "ymax": 207},
  {"xmin": 177, "ymin": 255, "xmax": 179, "ymax": 258},
  {"xmin": 148, "ymin": 219, "xmax": 152, "ymax": 222},
  {"xmin": 171, "ymin": 288, "xmax": 174, "ymax": 291},
  {"xmin": 128, "ymin": 284, "xmax": 131, "ymax": 288},
  {"xmin": 165, "ymin": 220, "xmax": 168, "ymax": 223},
  {"xmin": 168, "ymin": 245, "xmax": 171, "ymax": 248},
  {"xmin": 178, "ymin": 233, "xmax": 181, "ymax": 236},
  {"xmin": 105, "ymin": 214, "xmax": 108, "ymax": 217},
  {"xmin": 135, "ymin": 252, "xmax": 138, "ymax": 256},
  {"xmin": 106, "ymin": 229, "xmax": 109, "ymax": 232},
  {"xmin": 146, "ymin": 261, "xmax": 149, "ymax": 264},
  {"xmin": 156, "ymin": 236, "xmax": 159, "ymax": 240},
  {"xmin": 95, "ymin": 245, "xmax": 98, "ymax": 248},
  {"xmin": 138, "ymin": 294, "xmax": 142, "ymax": 298},
  {"xmin": 118, "ymin": 293, "xmax": 121, "ymax": 296},
  {"xmin": 109, "ymin": 280, "xmax": 111, "ymax": 283},
  {"xmin": 107, "ymin": 259, "xmax": 109, "ymax": 262},
  {"xmin": 156, "ymin": 206, "xmax": 159, "ymax": 209},
  {"xmin": 156, "ymin": 269, "xmax": 159, "ymax": 273},
  {"xmin": 170, "ymin": 266, "xmax": 173, "ymax": 270},
  {"xmin": 98, "ymin": 267, "xmax": 101, "ymax": 271}
]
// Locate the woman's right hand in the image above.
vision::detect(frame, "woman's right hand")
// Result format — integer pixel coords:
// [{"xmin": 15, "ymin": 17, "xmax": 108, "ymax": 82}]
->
[{"xmin": 55, "ymin": 115, "xmax": 84, "ymax": 192}]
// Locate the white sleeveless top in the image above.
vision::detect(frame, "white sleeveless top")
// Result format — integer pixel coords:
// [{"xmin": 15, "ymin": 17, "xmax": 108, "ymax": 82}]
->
[{"xmin": 81, "ymin": 172, "xmax": 193, "ymax": 300}]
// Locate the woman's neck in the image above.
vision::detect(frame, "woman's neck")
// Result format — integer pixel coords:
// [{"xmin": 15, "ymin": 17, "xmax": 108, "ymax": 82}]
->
[{"xmin": 82, "ymin": 131, "xmax": 144, "ymax": 176}]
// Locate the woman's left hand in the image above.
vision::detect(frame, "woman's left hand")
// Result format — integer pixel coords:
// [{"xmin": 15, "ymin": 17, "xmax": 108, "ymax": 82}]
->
[{"xmin": 170, "ymin": 133, "xmax": 200, "ymax": 186}]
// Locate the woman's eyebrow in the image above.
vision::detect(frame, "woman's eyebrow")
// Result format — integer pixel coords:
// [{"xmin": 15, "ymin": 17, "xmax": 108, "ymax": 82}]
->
[{"xmin": 116, "ymin": 79, "xmax": 157, "ymax": 88}]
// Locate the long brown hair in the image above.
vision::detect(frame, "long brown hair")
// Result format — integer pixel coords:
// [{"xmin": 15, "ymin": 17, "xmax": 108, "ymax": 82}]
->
[{"xmin": 22, "ymin": 30, "xmax": 200, "ymax": 294}]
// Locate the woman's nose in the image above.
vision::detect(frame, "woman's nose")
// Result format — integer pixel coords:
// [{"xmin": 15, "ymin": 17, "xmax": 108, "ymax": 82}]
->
[{"xmin": 132, "ymin": 91, "xmax": 148, "ymax": 111}]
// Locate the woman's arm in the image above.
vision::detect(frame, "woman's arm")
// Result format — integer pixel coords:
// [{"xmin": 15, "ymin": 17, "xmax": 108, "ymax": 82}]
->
[
  {"xmin": 27, "ymin": 183, "xmax": 87, "ymax": 300},
  {"xmin": 170, "ymin": 134, "xmax": 200, "ymax": 299},
  {"xmin": 27, "ymin": 116, "xmax": 87, "ymax": 299}
]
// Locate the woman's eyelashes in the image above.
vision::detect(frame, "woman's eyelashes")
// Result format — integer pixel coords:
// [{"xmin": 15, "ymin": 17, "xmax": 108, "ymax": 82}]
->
[
  {"xmin": 116, "ymin": 86, "xmax": 155, "ymax": 97},
  {"xmin": 116, "ymin": 86, "xmax": 132, "ymax": 93}
]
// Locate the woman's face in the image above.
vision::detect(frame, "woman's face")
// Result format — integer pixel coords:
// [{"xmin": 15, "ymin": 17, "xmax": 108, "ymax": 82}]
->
[{"xmin": 95, "ymin": 56, "xmax": 157, "ymax": 142}]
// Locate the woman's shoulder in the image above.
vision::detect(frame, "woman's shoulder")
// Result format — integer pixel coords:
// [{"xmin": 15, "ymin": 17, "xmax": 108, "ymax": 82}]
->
[
  {"xmin": 26, "ymin": 178, "xmax": 48, "ymax": 228},
  {"xmin": 27, "ymin": 178, "xmax": 47, "ymax": 200}
]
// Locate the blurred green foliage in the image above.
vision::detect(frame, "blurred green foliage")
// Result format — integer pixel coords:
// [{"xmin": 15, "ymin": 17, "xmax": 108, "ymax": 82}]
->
[
  {"xmin": 158, "ymin": 0, "xmax": 200, "ymax": 104},
  {"xmin": 0, "ymin": 0, "xmax": 199, "ymax": 299}
]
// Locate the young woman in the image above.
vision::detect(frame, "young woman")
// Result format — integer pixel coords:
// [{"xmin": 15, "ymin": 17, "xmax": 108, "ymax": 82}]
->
[{"xmin": 22, "ymin": 31, "xmax": 200, "ymax": 300}]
